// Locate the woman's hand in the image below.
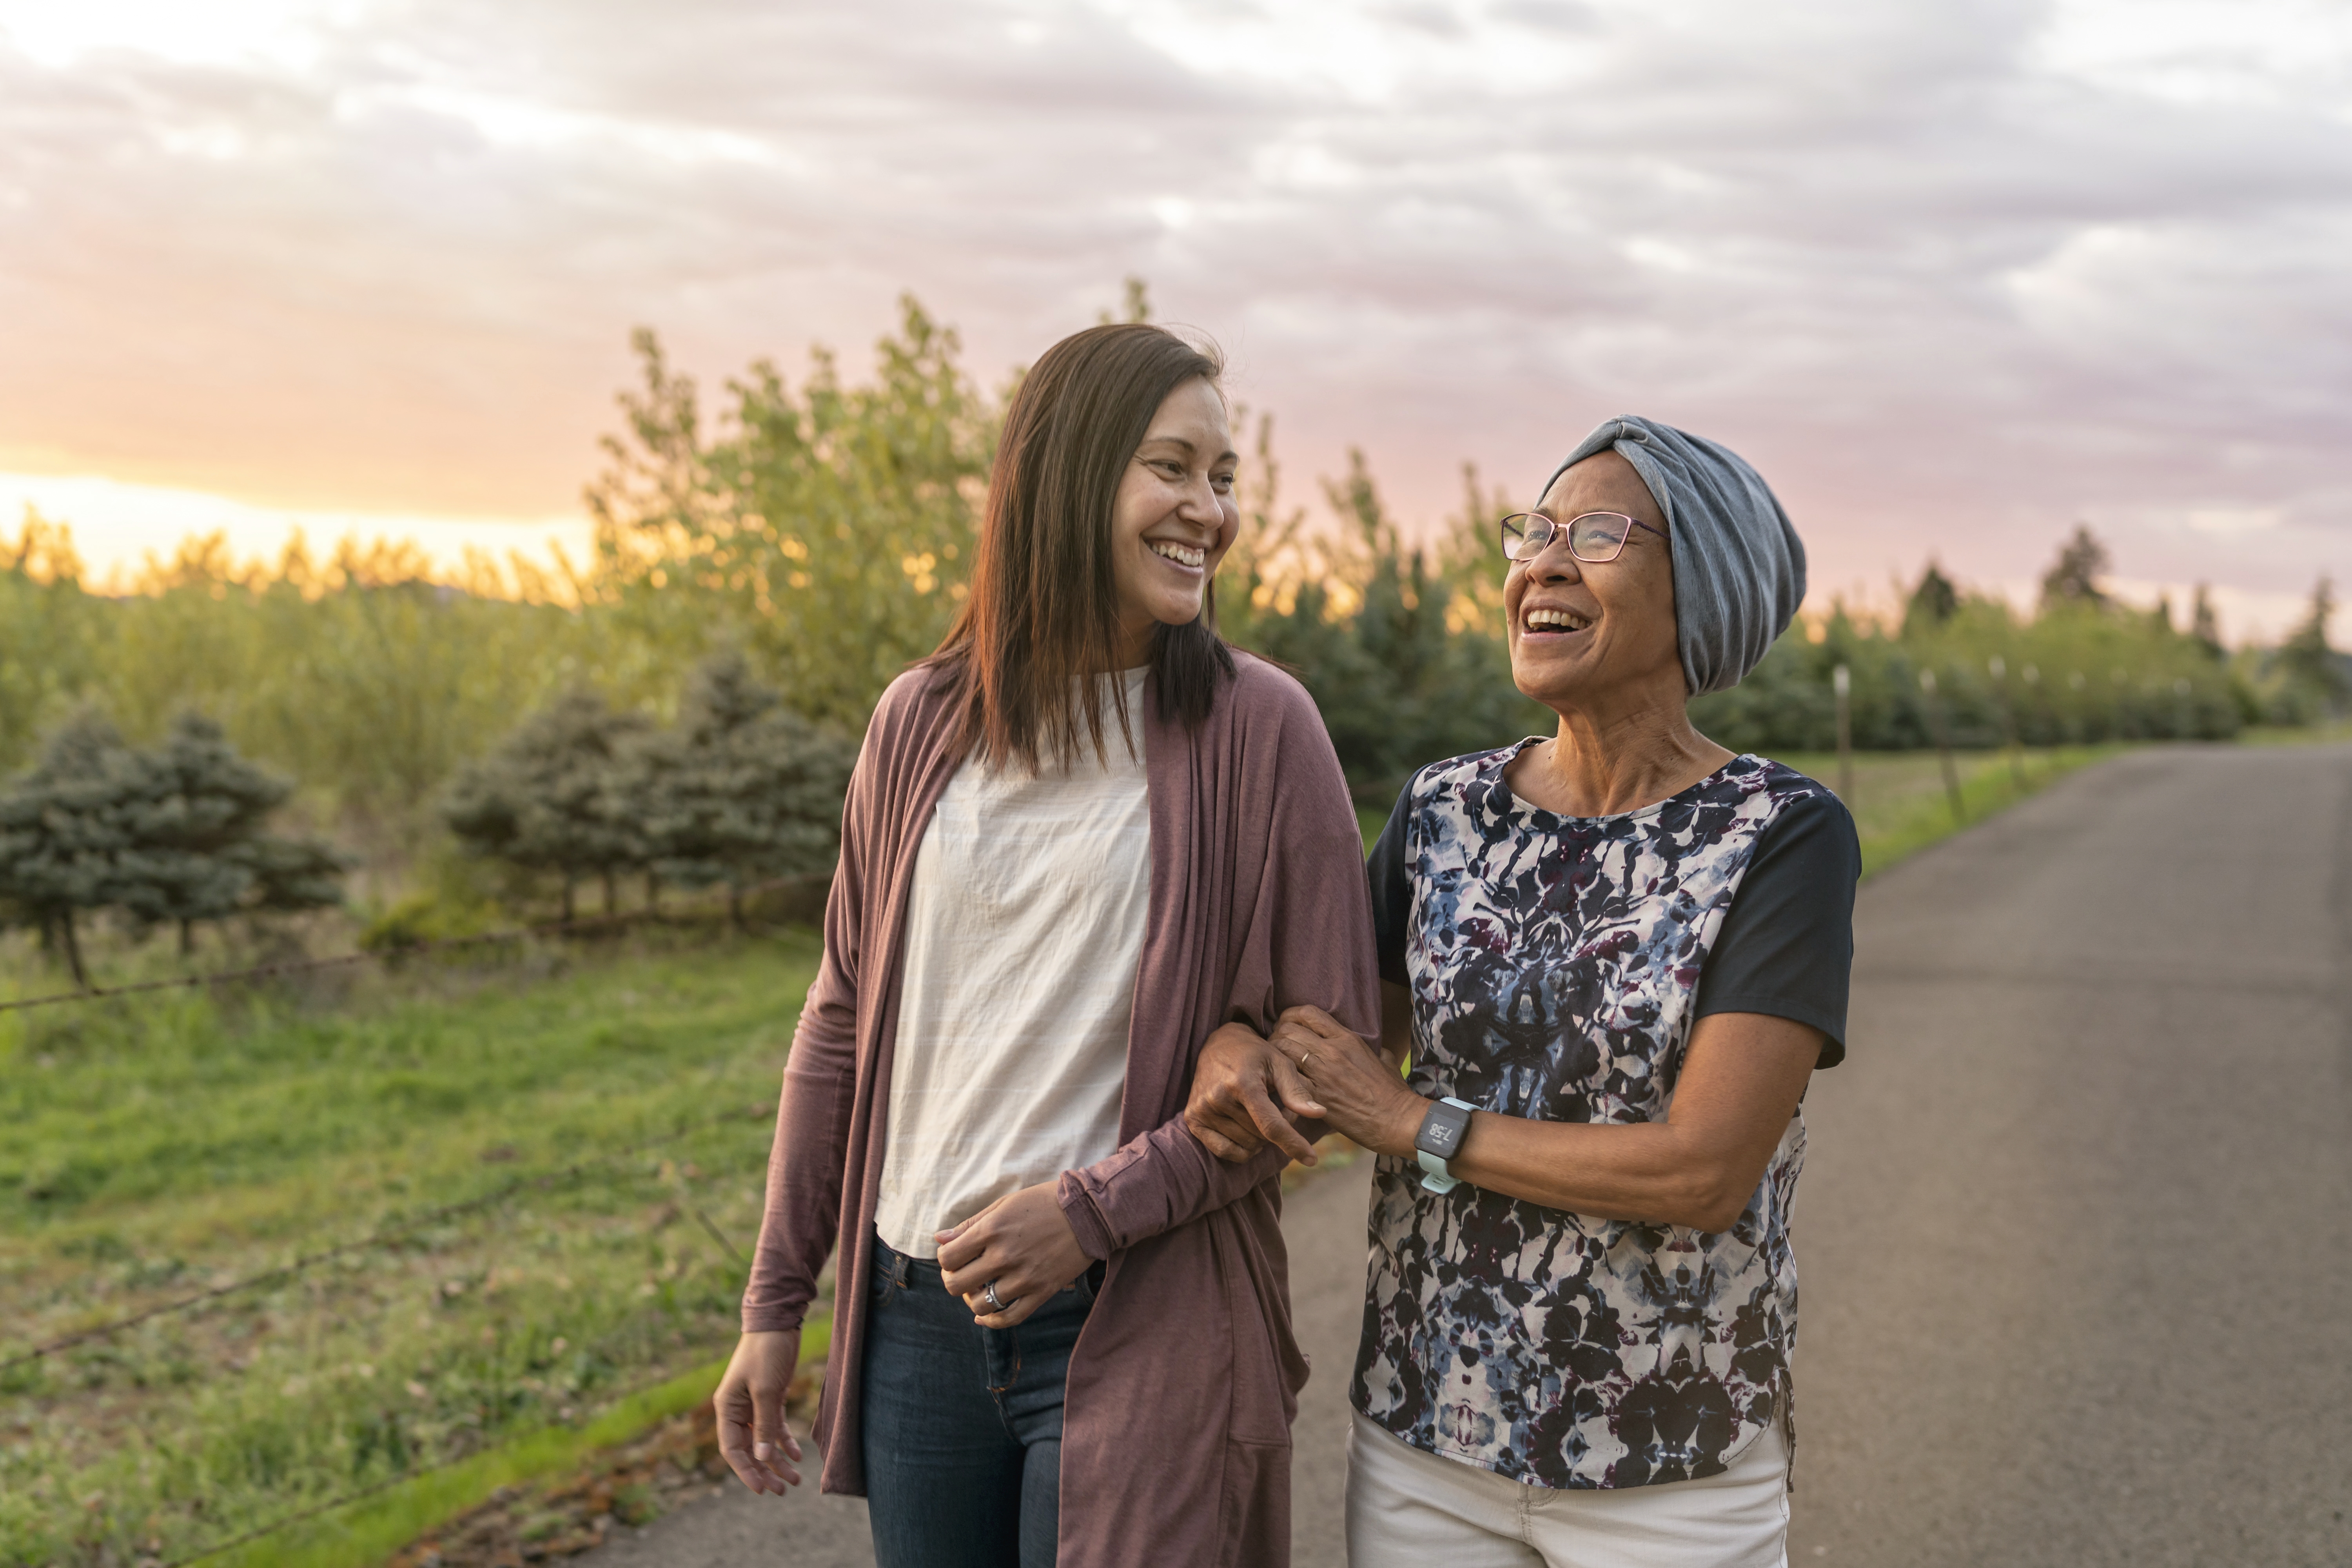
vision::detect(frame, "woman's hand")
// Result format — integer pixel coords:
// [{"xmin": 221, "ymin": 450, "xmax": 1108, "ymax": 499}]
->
[
  {"xmin": 1272, "ymin": 1004, "xmax": 1428, "ymax": 1158},
  {"xmin": 1184, "ymin": 1021, "xmax": 1326, "ymax": 1164},
  {"xmin": 714, "ymin": 1330, "xmax": 803, "ymax": 1495},
  {"xmin": 936, "ymin": 1182, "xmax": 1093, "ymax": 1328}
]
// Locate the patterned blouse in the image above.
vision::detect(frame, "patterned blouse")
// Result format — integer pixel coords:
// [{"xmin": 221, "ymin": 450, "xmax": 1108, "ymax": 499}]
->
[{"xmin": 1352, "ymin": 744, "xmax": 1858, "ymax": 1490}]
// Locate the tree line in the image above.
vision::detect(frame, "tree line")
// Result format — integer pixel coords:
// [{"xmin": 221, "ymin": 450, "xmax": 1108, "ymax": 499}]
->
[{"xmin": 1, "ymin": 286, "xmax": 2342, "ymax": 976}]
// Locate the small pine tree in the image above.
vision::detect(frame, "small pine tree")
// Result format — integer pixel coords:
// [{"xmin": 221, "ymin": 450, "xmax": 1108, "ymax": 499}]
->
[
  {"xmin": 0, "ymin": 711, "xmax": 142, "ymax": 988},
  {"xmin": 2274, "ymin": 575, "xmax": 2346, "ymax": 712},
  {"xmin": 2190, "ymin": 583, "xmax": 2225, "ymax": 659},
  {"xmin": 1902, "ymin": 561, "xmax": 1960, "ymax": 638},
  {"xmin": 443, "ymin": 689, "xmax": 652, "ymax": 922},
  {"xmin": 643, "ymin": 652, "xmax": 855, "ymax": 928},
  {"xmin": 114, "ymin": 713, "xmax": 290, "ymax": 954},
  {"xmin": 2040, "ymin": 525, "xmax": 2112, "ymax": 611}
]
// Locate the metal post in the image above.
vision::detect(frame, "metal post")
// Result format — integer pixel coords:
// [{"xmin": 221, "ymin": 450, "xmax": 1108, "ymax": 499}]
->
[
  {"xmin": 1920, "ymin": 667, "xmax": 1965, "ymax": 823},
  {"xmin": 1833, "ymin": 662, "xmax": 1854, "ymax": 806}
]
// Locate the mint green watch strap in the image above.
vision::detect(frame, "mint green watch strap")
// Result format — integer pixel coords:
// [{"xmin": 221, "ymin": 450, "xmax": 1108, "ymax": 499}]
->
[{"xmin": 1416, "ymin": 1097, "xmax": 1477, "ymax": 1194}]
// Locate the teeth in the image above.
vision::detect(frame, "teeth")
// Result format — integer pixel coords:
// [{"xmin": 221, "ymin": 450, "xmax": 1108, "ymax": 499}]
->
[
  {"xmin": 1150, "ymin": 541, "xmax": 1205, "ymax": 568},
  {"xmin": 1525, "ymin": 608, "xmax": 1592, "ymax": 631}
]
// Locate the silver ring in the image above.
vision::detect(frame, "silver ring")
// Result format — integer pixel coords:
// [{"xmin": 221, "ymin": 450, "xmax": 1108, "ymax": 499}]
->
[
  {"xmin": 1300, "ymin": 1051, "xmax": 1316, "ymax": 1072},
  {"xmin": 983, "ymin": 1280, "xmax": 1006, "ymax": 1313}
]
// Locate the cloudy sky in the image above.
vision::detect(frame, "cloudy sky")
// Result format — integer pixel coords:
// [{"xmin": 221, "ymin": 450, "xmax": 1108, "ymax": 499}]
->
[{"xmin": 4, "ymin": 0, "xmax": 2348, "ymax": 637}]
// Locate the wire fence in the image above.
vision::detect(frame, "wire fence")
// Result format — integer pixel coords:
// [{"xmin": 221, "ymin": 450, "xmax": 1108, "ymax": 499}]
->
[
  {"xmin": 0, "ymin": 1099, "xmax": 775, "ymax": 1372},
  {"xmin": 157, "ymin": 1345, "xmax": 737, "ymax": 1568},
  {"xmin": 4, "ymin": 887, "xmax": 806, "ymax": 1563},
  {"xmin": 0, "ymin": 874, "xmax": 805, "ymax": 1015}
]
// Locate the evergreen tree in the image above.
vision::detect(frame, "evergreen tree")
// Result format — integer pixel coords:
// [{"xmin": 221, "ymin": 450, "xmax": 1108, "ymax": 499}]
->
[
  {"xmin": 2040, "ymin": 525, "xmax": 2112, "ymax": 611},
  {"xmin": 641, "ymin": 652, "xmax": 855, "ymax": 928},
  {"xmin": 2191, "ymin": 584, "xmax": 2225, "ymax": 659},
  {"xmin": 2273, "ymin": 575, "xmax": 2346, "ymax": 711},
  {"xmin": 114, "ymin": 713, "xmax": 288, "ymax": 953},
  {"xmin": 443, "ymin": 689, "xmax": 653, "ymax": 921},
  {"xmin": 1902, "ymin": 561, "xmax": 1960, "ymax": 638},
  {"xmin": 0, "ymin": 711, "xmax": 142, "ymax": 988}
]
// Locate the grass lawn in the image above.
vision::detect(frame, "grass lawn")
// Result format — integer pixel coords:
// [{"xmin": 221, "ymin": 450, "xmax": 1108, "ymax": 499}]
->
[{"xmin": 0, "ymin": 926, "xmax": 822, "ymax": 1567}]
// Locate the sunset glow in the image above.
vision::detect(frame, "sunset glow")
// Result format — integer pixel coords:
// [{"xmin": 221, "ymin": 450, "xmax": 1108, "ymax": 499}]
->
[{"xmin": 4, "ymin": 0, "xmax": 2347, "ymax": 638}]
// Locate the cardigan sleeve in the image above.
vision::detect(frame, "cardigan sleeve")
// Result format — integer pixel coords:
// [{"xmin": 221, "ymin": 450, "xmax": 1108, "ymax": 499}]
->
[
  {"xmin": 739, "ymin": 697, "xmax": 888, "ymax": 1334},
  {"xmin": 1056, "ymin": 667, "xmax": 1381, "ymax": 1259}
]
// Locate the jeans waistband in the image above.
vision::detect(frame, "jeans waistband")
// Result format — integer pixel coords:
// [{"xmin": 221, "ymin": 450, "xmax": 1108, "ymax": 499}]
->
[
  {"xmin": 871, "ymin": 1233, "xmax": 939, "ymax": 1290},
  {"xmin": 870, "ymin": 1231, "xmax": 1105, "ymax": 1305}
]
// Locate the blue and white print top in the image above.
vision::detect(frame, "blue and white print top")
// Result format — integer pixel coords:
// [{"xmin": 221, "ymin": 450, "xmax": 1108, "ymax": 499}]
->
[{"xmin": 1352, "ymin": 743, "xmax": 1858, "ymax": 1490}]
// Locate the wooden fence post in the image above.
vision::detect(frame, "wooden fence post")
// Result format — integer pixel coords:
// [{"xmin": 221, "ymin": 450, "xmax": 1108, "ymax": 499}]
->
[
  {"xmin": 1833, "ymin": 662, "xmax": 1855, "ymax": 806},
  {"xmin": 1920, "ymin": 667, "xmax": 1965, "ymax": 824}
]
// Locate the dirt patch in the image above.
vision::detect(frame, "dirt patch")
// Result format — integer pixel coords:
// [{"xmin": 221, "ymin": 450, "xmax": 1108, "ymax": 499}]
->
[{"xmin": 384, "ymin": 1368, "xmax": 822, "ymax": 1567}]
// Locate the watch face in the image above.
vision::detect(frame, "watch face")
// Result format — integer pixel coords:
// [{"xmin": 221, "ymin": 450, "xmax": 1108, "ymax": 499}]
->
[{"xmin": 1427, "ymin": 1123, "xmax": 1459, "ymax": 1151}]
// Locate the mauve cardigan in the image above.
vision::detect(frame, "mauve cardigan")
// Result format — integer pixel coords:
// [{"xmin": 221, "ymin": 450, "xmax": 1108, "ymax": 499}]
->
[{"xmin": 741, "ymin": 651, "xmax": 1380, "ymax": 1567}]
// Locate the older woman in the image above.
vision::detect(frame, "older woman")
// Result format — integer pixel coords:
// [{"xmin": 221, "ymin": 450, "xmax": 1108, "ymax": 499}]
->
[{"xmin": 1189, "ymin": 417, "xmax": 1858, "ymax": 1567}]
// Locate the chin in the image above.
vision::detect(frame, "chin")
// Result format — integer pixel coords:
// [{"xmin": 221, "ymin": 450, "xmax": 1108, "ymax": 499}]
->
[
  {"xmin": 1152, "ymin": 596, "xmax": 1206, "ymax": 629},
  {"xmin": 1510, "ymin": 656, "xmax": 1584, "ymax": 708}
]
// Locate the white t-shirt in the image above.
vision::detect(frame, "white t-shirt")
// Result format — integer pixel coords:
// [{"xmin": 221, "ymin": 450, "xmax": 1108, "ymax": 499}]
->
[{"xmin": 873, "ymin": 671, "xmax": 1151, "ymax": 1259}]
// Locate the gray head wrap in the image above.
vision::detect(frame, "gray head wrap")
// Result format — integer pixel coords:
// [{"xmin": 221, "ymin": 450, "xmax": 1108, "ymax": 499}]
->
[{"xmin": 1539, "ymin": 416, "xmax": 1806, "ymax": 697}]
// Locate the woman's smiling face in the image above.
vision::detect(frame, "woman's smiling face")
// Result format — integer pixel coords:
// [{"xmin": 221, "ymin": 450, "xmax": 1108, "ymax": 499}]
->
[
  {"xmin": 1505, "ymin": 449, "xmax": 1682, "ymax": 710},
  {"xmin": 1110, "ymin": 376, "xmax": 1239, "ymax": 665}
]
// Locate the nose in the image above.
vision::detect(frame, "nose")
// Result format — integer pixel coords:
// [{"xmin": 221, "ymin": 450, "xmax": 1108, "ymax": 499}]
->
[
  {"xmin": 1174, "ymin": 472, "xmax": 1220, "ymax": 523},
  {"xmin": 1514, "ymin": 540, "xmax": 1585, "ymax": 584}
]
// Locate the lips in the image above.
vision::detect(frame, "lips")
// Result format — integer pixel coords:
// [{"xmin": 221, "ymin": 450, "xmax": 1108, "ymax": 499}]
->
[
  {"xmin": 1150, "ymin": 540, "xmax": 1206, "ymax": 570},
  {"xmin": 1523, "ymin": 606, "xmax": 1592, "ymax": 633}
]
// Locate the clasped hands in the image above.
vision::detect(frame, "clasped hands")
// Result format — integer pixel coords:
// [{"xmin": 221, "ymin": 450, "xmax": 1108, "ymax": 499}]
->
[{"xmin": 1187, "ymin": 1007, "xmax": 1429, "ymax": 1164}]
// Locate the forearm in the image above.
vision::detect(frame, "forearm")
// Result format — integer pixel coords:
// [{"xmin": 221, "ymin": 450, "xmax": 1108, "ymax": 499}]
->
[
  {"xmin": 1328, "ymin": 1005, "xmax": 1817, "ymax": 1234},
  {"xmin": 1366, "ymin": 1100, "xmax": 1761, "ymax": 1231},
  {"xmin": 740, "ymin": 1033, "xmax": 856, "ymax": 1332},
  {"xmin": 1057, "ymin": 1115, "xmax": 1287, "ymax": 1258}
]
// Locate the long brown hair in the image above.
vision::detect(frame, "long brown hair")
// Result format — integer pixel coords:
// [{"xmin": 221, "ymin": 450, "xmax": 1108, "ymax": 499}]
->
[{"xmin": 929, "ymin": 323, "xmax": 1236, "ymax": 772}]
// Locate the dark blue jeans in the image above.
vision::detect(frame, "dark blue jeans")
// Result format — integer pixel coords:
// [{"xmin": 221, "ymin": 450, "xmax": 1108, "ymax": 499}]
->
[{"xmin": 861, "ymin": 1233, "xmax": 1100, "ymax": 1568}]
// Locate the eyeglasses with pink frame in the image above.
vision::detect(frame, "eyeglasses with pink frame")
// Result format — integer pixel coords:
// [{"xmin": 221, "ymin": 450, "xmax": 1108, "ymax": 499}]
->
[{"xmin": 1498, "ymin": 510, "xmax": 1666, "ymax": 566}]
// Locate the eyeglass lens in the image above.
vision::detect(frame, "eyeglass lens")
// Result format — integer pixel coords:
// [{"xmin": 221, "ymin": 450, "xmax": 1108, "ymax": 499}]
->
[{"xmin": 1501, "ymin": 512, "xmax": 1637, "ymax": 563}]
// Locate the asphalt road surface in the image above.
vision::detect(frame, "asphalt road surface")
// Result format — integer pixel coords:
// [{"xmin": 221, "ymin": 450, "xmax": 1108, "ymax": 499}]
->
[{"xmin": 586, "ymin": 743, "xmax": 2352, "ymax": 1565}]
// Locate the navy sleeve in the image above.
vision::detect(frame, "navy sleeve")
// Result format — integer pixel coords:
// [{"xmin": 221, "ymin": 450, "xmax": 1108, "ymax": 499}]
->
[
  {"xmin": 1366, "ymin": 779, "xmax": 1416, "ymax": 987},
  {"xmin": 1692, "ymin": 788, "xmax": 1861, "ymax": 1068}
]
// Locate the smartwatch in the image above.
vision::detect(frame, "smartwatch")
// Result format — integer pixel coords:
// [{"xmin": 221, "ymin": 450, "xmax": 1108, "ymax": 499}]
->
[{"xmin": 1413, "ymin": 1098, "xmax": 1477, "ymax": 1194}]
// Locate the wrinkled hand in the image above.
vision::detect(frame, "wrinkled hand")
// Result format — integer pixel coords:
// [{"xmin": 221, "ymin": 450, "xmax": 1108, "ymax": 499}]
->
[
  {"xmin": 714, "ymin": 1330, "xmax": 804, "ymax": 1495},
  {"xmin": 936, "ymin": 1182, "xmax": 1093, "ymax": 1328},
  {"xmin": 1272, "ymin": 1005, "xmax": 1425, "ymax": 1158},
  {"xmin": 1184, "ymin": 1021, "xmax": 1327, "ymax": 1165}
]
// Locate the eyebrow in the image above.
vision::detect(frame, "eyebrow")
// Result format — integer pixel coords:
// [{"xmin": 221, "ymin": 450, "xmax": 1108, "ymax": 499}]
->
[{"xmin": 1139, "ymin": 435, "xmax": 1238, "ymax": 465}]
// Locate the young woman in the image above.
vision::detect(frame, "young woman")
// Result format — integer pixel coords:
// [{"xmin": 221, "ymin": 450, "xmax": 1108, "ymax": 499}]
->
[
  {"xmin": 711, "ymin": 323, "xmax": 1379, "ymax": 1568},
  {"xmin": 1190, "ymin": 417, "xmax": 1858, "ymax": 1568}
]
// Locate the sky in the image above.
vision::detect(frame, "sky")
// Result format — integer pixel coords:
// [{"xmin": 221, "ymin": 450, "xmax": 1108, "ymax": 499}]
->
[{"xmin": 3, "ymin": 0, "xmax": 2349, "ymax": 640}]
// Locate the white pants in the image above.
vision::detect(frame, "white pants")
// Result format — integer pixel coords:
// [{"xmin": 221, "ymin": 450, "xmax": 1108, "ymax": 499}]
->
[{"xmin": 1345, "ymin": 1412, "xmax": 1790, "ymax": 1568}]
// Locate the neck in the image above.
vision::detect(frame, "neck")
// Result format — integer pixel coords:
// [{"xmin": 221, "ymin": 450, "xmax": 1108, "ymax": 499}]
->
[
  {"xmin": 1113, "ymin": 614, "xmax": 1157, "ymax": 672},
  {"xmin": 1518, "ymin": 688, "xmax": 1733, "ymax": 817}
]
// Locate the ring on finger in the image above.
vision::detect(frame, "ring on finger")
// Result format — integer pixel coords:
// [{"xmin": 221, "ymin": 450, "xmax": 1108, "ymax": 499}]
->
[
  {"xmin": 983, "ymin": 1279, "xmax": 1008, "ymax": 1314},
  {"xmin": 1299, "ymin": 1050, "xmax": 1316, "ymax": 1072}
]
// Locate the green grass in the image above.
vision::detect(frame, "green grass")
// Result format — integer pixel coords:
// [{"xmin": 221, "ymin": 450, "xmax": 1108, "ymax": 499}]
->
[
  {"xmin": 2236, "ymin": 717, "xmax": 2352, "ymax": 748},
  {"xmin": 0, "ymin": 926, "xmax": 822, "ymax": 1568},
  {"xmin": 218, "ymin": 1312, "xmax": 832, "ymax": 1568},
  {"xmin": 1356, "ymin": 745, "xmax": 2119, "ymax": 877},
  {"xmin": 1761, "ymin": 745, "xmax": 2118, "ymax": 877}
]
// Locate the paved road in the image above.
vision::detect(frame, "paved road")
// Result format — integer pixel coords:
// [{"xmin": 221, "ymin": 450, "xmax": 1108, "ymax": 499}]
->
[
  {"xmin": 589, "ymin": 744, "xmax": 2352, "ymax": 1565},
  {"xmin": 1788, "ymin": 743, "xmax": 2352, "ymax": 1566}
]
